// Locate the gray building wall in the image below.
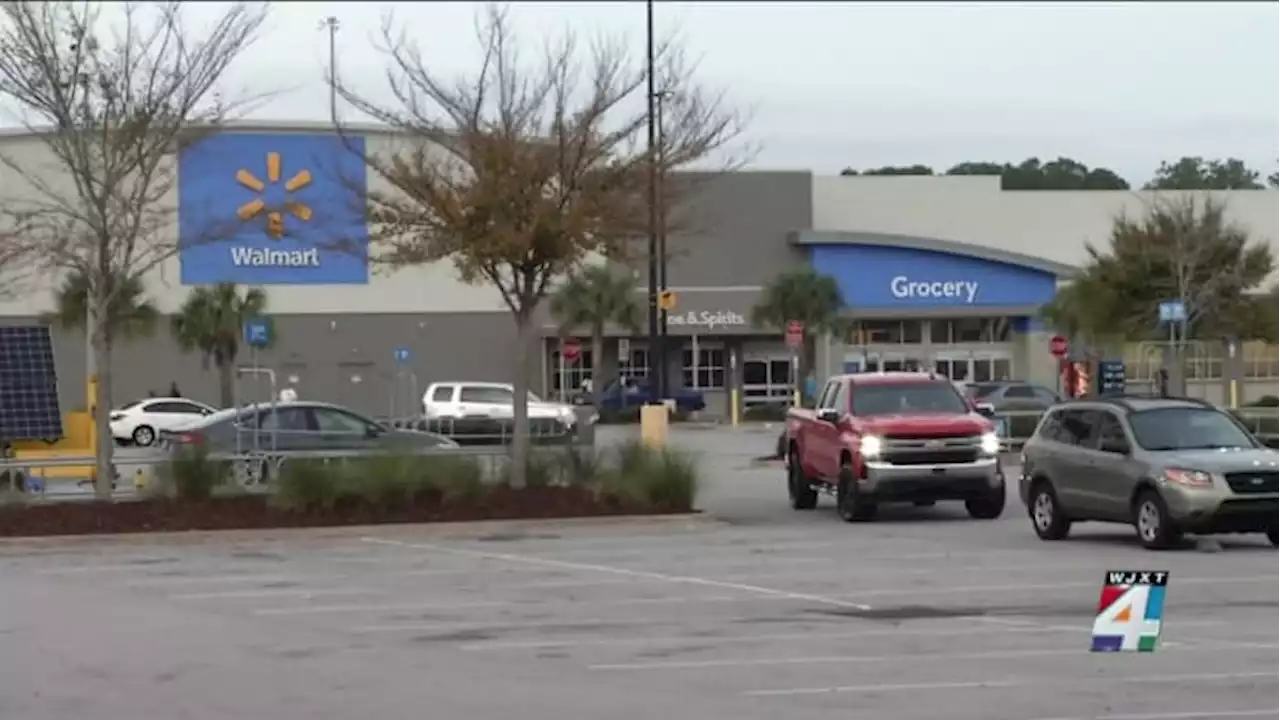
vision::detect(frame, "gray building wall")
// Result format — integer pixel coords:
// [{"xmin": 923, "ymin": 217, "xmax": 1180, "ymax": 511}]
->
[{"xmin": 8, "ymin": 312, "xmax": 523, "ymax": 419}]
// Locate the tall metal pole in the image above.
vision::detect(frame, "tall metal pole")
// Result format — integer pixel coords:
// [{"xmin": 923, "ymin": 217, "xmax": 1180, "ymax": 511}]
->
[
  {"xmin": 644, "ymin": 0, "xmax": 661, "ymax": 404},
  {"xmin": 656, "ymin": 91, "xmax": 669, "ymax": 395},
  {"xmin": 320, "ymin": 17, "xmax": 340, "ymax": 121}
]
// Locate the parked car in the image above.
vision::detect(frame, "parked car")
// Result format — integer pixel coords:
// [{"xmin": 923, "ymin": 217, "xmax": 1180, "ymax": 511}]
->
[
  {"xmin": 159, "ymin": 401, "xmax": 458, "ymax": 480},
  {"xmin": 422, "ymin": 382, "xmax": 588, "ymax": 429},
  {"xmin": 967, "ymin": 381, "xmax": 1061, "ymax": 411},
  {"xmin": 784, "ymin": 372, "xmax": 1004, "ymax": 522},
  {"xmin": 110, "ymin": 397, "xmax": 217, "ymax": 447},
  {"xmin": 596, "ymin": 376, "xmax": 707, "ymax": 415},
  {"xmin": 1019, "ymin": 396, "xmax": 1279, "ymax": 549}
]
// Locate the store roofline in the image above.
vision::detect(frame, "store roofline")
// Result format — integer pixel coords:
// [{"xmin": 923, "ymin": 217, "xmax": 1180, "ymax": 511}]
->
[{"xmin": 789, "ymin": 230, "xmax": 1081, "ymax": 278}]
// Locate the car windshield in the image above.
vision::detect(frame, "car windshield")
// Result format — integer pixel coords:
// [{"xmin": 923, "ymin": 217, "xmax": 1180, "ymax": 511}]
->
[
  {"xmin": 852, "ymin": 382, "xmax": 970, "ymax": 416},
  {"xmin": 1128, "ymin": 408, "xmax": 1259, "ymax": 451},
  {"xmin": 969, "ymin": 384, "xmax": 1001, "ymax": 398}
]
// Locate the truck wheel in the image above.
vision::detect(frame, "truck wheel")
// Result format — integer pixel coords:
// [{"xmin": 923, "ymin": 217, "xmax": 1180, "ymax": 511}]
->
[
  {"xmin": 787, "ymin": 449, "xmax": 818, "ymax": 510},
  {"xmin": 965, "ymin": 481, "xmax": 1005, "ymax": 520},
  {"xmin": 1028, "ymin": 481, "xmax": 1071, "ymax": 540},
  {"xmin": 1132, "ymin": 489, "xmax": 1182, "ymax": 550},
  {"xmin": 836, "ymin": 462, "xmax": 876, "ymax": 522}
]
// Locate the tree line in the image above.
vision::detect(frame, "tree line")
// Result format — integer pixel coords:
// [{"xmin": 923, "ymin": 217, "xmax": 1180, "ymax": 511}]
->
[{"xmin": 839, "ymin": 157, "xmax": 1280, "ymax": 191}]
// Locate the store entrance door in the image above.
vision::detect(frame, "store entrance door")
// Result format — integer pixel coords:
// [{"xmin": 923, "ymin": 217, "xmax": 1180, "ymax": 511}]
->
[{"xmin": 933, "ymin": 351, "xmax": 1014, "ymax": 383}]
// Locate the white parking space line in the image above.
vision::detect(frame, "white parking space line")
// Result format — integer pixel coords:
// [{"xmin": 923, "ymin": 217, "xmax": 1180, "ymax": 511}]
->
[
  {"xmin": 460, "ymin": 622, "xmax": 1079, "ymax": 651},
  {"xmin": 169, "ymin": 588, "xmax": 381, "ymax": 601},
  {"xmin": 36, "ymin": 561, "xmax": 181, "ymax": 574},
  {"xmin": 128, "ymin": 574, "xmax": 340, "ymax": 587},
  {"xmin": 361, "ymin": 536, "xmax": 876, "ymax": 611},
  {"xmin": 589, "ymin": 643, "xmax": 1271, "ymax": 672},
  {"xmin": 837, "ymin": 574, "xmax": 1276, "ymax": 599},
  {"xmin": 745, "ymin": 671, "xmax": 1279, "ymax": 698},
  {"xmin": 261, "ymin": 593, "xmax": 778, "ymax": 617},
  {"xmin": 457, "ymin": 619, "xmax": 1230, "ymax": 652},
  {"xmin": 1027, "ymin": 710, "xmax": 1280, "ymax": 720}
]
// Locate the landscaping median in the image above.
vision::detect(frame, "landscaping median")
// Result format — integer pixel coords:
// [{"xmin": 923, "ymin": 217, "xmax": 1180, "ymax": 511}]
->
[{"xmin": 0, "ymin": 441, "xmax": 699, "ymax": 537}]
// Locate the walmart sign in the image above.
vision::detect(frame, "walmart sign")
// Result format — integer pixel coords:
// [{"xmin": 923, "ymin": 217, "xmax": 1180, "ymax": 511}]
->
[{"xmin": 178, "ymin": 133, "xmax": 369, "ymax": 285}]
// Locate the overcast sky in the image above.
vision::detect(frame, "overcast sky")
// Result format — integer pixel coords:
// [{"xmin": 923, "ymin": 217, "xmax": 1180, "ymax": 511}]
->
[{"xmin": 24, "ymin": 2, "xmax": 1280, "ymax": 184}]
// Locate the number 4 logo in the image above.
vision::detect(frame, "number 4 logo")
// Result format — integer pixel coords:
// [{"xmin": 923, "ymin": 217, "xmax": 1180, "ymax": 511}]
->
[{"xmin": 1093, "ymin": 585, "xmax": 1162, "ymax": 652}]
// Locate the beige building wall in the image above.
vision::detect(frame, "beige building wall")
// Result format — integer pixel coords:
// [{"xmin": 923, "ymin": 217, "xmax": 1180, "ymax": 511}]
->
[
  {"xmin": 0, "ymin": 121, "xmax": 509, "ymax": 317},
  {"xmin": 812, "ymin": 175, "xmax": 1280, "ymax": 272}
]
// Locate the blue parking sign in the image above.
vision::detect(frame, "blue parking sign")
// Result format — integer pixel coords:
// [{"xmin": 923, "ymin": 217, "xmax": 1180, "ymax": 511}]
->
[
  {"xmin": 243, "ymin": 318, "xmax": 270, "ymax": 348},
  {"xmin": 394, "ymin": 347, "xmax": 410, "ymax": 364}
]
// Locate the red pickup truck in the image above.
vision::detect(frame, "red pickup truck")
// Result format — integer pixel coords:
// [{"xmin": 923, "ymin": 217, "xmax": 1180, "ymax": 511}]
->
[{"xmin": 784, "ymin": 372, "xmax": 1005, "ymax": 522}]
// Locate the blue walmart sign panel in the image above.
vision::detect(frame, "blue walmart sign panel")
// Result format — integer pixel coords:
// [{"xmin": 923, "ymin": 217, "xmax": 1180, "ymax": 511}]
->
[
  {"xmin": 810, "ymin": 244, "xmax": 1056, "ymax": 309},
  {"xmin": 179, "ymin": 133, "xmax": 369, "ymax": 285}
]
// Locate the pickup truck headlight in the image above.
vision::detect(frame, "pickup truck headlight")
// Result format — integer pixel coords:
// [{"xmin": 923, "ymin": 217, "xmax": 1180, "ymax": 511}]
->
[
  {"xmin": 859, "ymin": 435, "xmax": 883, "ymax": 459},
  {"xmin": 979, "ymin": 432, "xmax": 1001, "ymax": 456}
]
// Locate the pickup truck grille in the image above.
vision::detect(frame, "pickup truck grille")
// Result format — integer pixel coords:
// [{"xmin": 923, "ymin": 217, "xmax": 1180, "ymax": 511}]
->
[
  {"xmin": 880, "ymin": 435, "xmax": 982, "ymax": 466},
  {"xmin": 1224, "ymin": 471, "xmax": 1279, "ymax": 495}
]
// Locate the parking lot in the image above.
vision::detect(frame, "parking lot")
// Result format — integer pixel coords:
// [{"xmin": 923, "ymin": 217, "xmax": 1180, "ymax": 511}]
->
[{"xmin": 1, "ymin": 425, "xmax": 1276, "ymax": 720}]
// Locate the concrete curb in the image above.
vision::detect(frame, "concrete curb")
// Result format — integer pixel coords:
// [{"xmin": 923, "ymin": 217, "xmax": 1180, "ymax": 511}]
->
[{"xmin": 0, "ymin": 512, "xmax": 721, "ymax": 548}]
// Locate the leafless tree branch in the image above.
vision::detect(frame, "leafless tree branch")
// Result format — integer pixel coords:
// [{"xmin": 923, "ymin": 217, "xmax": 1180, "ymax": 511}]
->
[{"xmin": 0, "ymin": 0, "xmax": 268, "ymax": 497}]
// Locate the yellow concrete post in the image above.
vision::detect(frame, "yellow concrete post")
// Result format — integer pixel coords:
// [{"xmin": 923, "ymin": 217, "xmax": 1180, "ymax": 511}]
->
[
  {"xmin": 1229, "ymin": 379, "xmax": 1239, "ymax": 409},
  {"xmin": 640, "ymin": 404, "xmax": 669, "ymax": 448},
  {"xmin": 86, "ymin": 373, "xmax": 99, "ymax": 484},
  {"xmin": 730, "ymin": 388, "xmax": 740, "ymax": 427}
]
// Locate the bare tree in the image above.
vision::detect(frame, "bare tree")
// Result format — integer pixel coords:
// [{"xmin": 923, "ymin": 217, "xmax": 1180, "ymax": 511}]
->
[
  {"xmin": 0, "ymin": 1, "xmax": 268, "ymax": 497},
  {"xmin": 332, "ymin": 5, "xmax": 747, "ymax": 485}
]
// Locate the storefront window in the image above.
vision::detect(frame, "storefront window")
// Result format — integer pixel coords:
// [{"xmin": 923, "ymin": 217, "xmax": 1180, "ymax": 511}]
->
[
  {"xmin": 850, "ymin": 320, "xmax": 923, "ymax": 344},
  {"xmin": 681, "ymin": 347, "xmax": 726, "ymax": 389},
  {"xmin": 930, "ymin": 318, "xmax": 1012, "ymax": 344},
  {"xmin": 619, "ymin": 347, "xmax": 649, "ymax": 379},
  {"xmin": 742, "ymin": 358, "xmax": 794, "ymax": 405},
  {"xmin": 550, "ymin": 349, "xmax": 594, "ymax": 396}
]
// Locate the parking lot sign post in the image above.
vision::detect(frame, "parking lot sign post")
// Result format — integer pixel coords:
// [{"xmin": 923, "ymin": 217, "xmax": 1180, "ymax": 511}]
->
[
  {"xmin": 242, "ymin": 319, "xmax": 271, "ymax": 405},
  {"xmin": 786, "ymin": 321, "xmax": 804, "ymax": 407}
]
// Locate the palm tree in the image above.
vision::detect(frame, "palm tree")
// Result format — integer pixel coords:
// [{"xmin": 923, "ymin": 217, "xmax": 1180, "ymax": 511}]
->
[
  {"xmin": 549, "ymin": 265, "xmax": 642, "ymax": 405},
  {"xmin": 170, "ymin": 283, "xmax": 271, "ymax": 408},
  {"xmin": 49, "ymin": 269, "xmax": 159, "ymax": 409},
  {"xmin": 751, "ymin": 268, "xmax": 848, "ymax": 391}
]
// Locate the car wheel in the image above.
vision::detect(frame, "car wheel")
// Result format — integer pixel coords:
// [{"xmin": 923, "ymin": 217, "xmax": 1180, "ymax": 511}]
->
[
  {"xmin": 1266, "ymin": 526, "xmax": 1278, "ymax": 548},
  {"xmin": 965, "ymin": 480, "xmax": 1005, "ymax": 520},
  {"xmin": 787, "ymin": 450, "xmax": 818, "ymax": 510},
  {"xmin": 1028, "ymin": 481, "xmax": 1071, "ymax": 540},
  {"xmin": 1133, "ymin": 490, "xmax": 1182, "ymax": 550},
  {"xmin": 836, "ymin": 461, "xmax": 876, "ymax": 523},
  {"xmin": 131, "ymin": 425, "xmax": 156, "ymax": 447}
]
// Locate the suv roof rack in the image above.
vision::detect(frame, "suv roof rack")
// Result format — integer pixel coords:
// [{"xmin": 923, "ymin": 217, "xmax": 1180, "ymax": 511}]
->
[{"xmin": 1064, "ymin": 394, "xmax": 1214, "ymax": 411}]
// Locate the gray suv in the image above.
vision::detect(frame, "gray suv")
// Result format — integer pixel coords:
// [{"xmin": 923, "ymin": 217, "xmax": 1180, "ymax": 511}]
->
[{"xmin": 1019, "ymin": 396, "xmax": 1279, "ymax": 550}]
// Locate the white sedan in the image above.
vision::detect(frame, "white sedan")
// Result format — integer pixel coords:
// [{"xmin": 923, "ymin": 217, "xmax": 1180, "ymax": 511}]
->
[{"xmin": 109, "ymin": 397, "xmax": 217, "ymax": 446}]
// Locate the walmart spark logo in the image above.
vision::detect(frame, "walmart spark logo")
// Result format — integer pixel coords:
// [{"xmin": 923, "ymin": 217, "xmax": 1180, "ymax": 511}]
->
[{"xmin": 235, "ymin": 151, "xmax": 313, "ymax": 239}]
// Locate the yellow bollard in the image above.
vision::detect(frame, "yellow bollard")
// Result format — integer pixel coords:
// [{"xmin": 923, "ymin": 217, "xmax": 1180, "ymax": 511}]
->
[
  {"xmin": 730, "ymin": 388, "xmax": 740, "ymax": 427},
  {"xmin": 86, "ymin": 373, "xmax": 99, "ymax": 455},
  {"xmin": 640, "ymin": 404, "xmax": 669, "ymax": 449},
  {"xmin": 1229, "ymin": 379, "xmax": 1239, "ymax": 410},
  {"xmin": 793, "ymin": 388, "xmax": 801, "ymax": 408}
]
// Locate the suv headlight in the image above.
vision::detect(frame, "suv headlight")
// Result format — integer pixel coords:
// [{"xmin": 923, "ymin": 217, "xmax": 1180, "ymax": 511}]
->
[
  {"xmin": 1163, "ymin": 468, "xmax": 1213, "ymax": 488},
  {"xmin": 979, "ymin": 432, "xmax": 1001, "ymax": 456},
  {"xmin": 859, "ymin": 435, "xmax": 883, "ymax": 459}
]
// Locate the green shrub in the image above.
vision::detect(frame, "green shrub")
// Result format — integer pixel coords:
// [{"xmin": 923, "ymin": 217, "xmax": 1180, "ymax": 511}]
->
[
  {"xmin": 555, "ymin": 446, "xmax": 605, "ymax": 486},
  {"xmin": 1247, "ymin": 395, "xmax": 1279, "ymax": 407},
  {"xmin": 271, "ymin": 459, "xmax": 347, "ymax": 513},
  {"xmin": 156, "ymin": 446, "xmax": 229, "ymax": 501},
  {"xmin": 601, "ymin": 439, "xmax": 699, "ymax": 510}
]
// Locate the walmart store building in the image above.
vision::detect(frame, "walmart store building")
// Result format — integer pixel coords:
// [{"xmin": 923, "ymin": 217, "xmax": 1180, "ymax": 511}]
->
[{"xmin": 1, "ymin": 121, "xmax": 1276, "ymax": 418}]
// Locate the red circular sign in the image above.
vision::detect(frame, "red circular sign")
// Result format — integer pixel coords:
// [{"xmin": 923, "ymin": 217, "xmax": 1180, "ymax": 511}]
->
[
  {"xmin": 561, "ymin": 338, "xmax": 582, "ymax": 362},
  {"xmin": 1049, "ymin": 335, "xmax": 1069, "ymax": 357}
]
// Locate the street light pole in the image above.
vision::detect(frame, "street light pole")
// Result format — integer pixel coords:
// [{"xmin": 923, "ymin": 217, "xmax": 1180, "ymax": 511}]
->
[
  {"xmin": 655, "ymin": 90, "xmax": 671, "ymax": 396},
  {"xmin": 644, "ymin": 0, "xmax": 661, "ymax": 404},
  {"xmin": 319, "ymin": 16, "xmax": 340, "ymax": 121}
]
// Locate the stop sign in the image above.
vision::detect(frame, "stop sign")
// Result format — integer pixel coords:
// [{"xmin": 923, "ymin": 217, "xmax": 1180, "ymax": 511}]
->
[
  {"xmin": 1050, "ymin": 335, "xmax": 1069, "ymax": 358},
  {"xmin": 561, "ymin": 338, "xmax": 582, "ymax": 363}
]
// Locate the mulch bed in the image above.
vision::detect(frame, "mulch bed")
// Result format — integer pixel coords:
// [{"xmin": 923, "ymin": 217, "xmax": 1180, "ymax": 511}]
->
[{"xmin": 0, "ymin": 486, "xmax": 692, "ymax": 538}]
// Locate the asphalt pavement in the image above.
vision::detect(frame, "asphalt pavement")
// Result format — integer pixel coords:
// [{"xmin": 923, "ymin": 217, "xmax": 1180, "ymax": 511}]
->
[{"xmin": 1, "ymin": 424, "xmax": 1276, "ymax": 720}]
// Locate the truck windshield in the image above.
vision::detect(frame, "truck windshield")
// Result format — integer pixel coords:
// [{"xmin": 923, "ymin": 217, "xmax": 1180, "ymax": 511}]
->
[
  {"xmin": 1128, "ymin": 408, "xmax": 1258, "ymax": 451},
  {"xmin": 852, "ymin": 382, "xmax": 970, "ymax": 416}
]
